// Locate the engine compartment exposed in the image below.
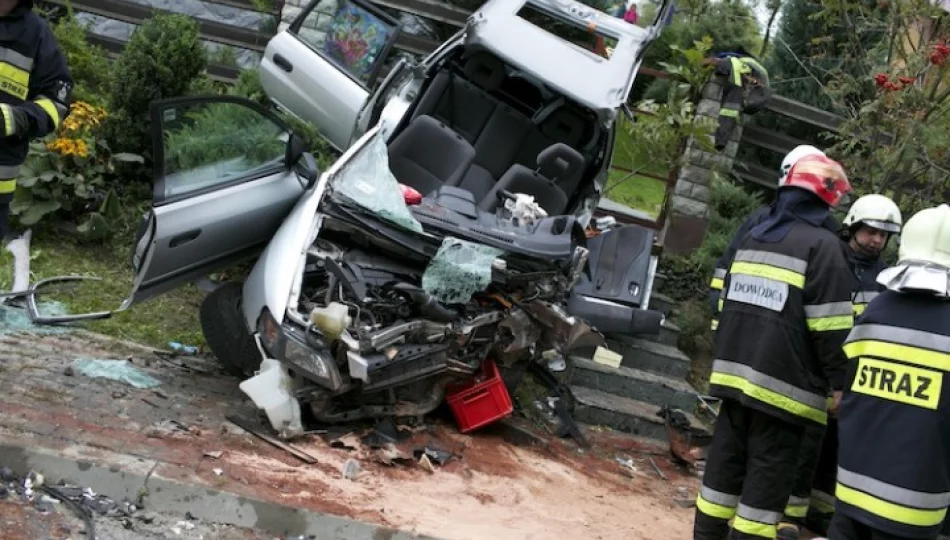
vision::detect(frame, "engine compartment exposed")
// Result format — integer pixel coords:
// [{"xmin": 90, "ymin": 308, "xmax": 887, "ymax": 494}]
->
[{"xmin": 286, "ymin": 207, "xmax": 595, "ymax": 424}]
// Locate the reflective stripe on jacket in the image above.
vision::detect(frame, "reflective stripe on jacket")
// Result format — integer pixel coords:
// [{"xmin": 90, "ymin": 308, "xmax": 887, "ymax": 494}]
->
[
  {"xmin": 836, "ymin": 290, "xmax": 950, "ymax": 538},
  {"xmin": 710, "ymin": 222, "xmax": 854, "ymax": 426}
]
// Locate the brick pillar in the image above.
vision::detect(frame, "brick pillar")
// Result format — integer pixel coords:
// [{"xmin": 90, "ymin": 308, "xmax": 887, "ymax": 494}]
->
[{"xmin": 663, "ymin": 77, "xmax": 743, "ymax": 256}]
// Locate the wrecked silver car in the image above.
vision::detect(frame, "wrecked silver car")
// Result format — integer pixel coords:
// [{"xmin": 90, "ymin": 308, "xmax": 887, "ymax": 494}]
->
[{"xmin": 26, "ymin": 0, "xmax": 674, "ymax": 437}]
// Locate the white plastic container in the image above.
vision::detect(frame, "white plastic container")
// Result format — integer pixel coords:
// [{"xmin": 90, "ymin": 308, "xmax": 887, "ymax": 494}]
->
[
  {"xmin": 310, "ymin": 302, "xmax": 352, "ymax": 340},
  {"xmin": 239, "ymin": 358, "xmax": 303, "ymax": 437}
]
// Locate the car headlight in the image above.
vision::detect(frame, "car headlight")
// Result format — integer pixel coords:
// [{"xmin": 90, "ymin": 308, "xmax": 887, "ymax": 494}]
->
[
  {"xmin": 256, "ymin": 310, "xmax": 343, "ymax": 391},
  {"xmin": 258, "ymin": 309, "xmax": 281, "ymax": 354}
]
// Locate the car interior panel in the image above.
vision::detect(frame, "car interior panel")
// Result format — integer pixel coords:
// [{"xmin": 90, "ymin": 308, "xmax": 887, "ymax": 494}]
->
[
  {"xmin": 393, "ymin": 50, "xmax": 601, "ymax": 216},
  {"xmin": 386, "ymin": 114, "xmax": 476, "ymax": 196}
]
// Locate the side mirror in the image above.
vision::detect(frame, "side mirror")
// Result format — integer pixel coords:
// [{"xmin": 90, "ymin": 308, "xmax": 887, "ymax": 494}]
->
[
  {"xmin": 294, "ymin": 152, "xmax": 321, "ymax": 190},
  {"xmin": 286, "ymin": 132, "xmax": 308, "ymax": 167}
]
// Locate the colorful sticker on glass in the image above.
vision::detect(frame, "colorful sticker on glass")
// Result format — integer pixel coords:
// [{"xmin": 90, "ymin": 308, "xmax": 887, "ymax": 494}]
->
[{"xmin": 323, "ymin": 2, "xmax": 394, "ymax": 82}]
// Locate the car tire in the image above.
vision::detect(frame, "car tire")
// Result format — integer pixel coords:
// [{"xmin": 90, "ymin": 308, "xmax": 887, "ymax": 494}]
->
[{"xmin": 200, "ymin": 281, "xmax": 260, "ymax": 378}]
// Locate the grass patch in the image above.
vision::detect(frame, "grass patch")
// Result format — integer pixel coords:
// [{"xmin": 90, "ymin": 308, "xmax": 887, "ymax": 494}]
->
[
  {"xmin": 0, "ymin": 222, "xmax": 206, "ymax": 350},
  {"xmin": 610, "ymin": 116, "xmax": 670, "ymax": 177},
  {"xmin": 604, "ymin": 168, "xmax": 667, "ymax": 218}
]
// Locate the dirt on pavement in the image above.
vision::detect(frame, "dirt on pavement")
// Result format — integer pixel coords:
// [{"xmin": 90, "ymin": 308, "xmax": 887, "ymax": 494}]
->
[{"xmin": 0, "ymin": 325, "xmax": 700, "ymax": 540}]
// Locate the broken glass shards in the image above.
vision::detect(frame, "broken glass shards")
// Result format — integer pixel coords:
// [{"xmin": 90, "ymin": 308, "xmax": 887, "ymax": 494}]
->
[{"xmin": 422, "ymin": 237, "xmax": 503, "ymax": 304}]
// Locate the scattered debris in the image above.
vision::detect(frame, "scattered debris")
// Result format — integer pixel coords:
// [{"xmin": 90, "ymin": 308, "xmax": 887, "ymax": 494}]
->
[
  {"xmin": 0, "ymin": 301, "xmax": 72, "ymax": 335},
  {"xmin": 212, "ymin": 468, "xmax": 224, "ymax": 476},
  {"xmin": 414, "ymin": 446, "xmax": 457, "ymax": 466},
  {"xmin": 167, "ymin": 342, "xmax": 199, "ymax": 356},
  {"xmin": 591, "ymin": 346, "xmax": 623, "ymax": 368},
  {"xmin": 615, "ymin": 456, "xmax": 637, "ymax": 477},
  {"xmin": 360, "ymin": 418, "xmax": 412, "ymax": 448},
  {"xmin": 71, "ymin": 358, "xmax": 162, "ymax": 389},
  {"xmin": 649, "ymin": 457, "xmax": 668, "ymax": 480},
  {"xmin": 329, "ymin": 434, "xmax": 361, "ymax": 451},
  {"xmin": 203, "ymin": 450, "xmax": 224, "ymax": 460},
  {"xmin": 657, "ymin": 405, "xmax": 712, "ymax": 469},
  {"xmin": 226, "ymin": 414, "xmax": 319, "ymax": 464},
  {"xmin": 341, "ymin": 458, "xmax": 361, "ymax": 480},
  {"xmin": 373, "ymin": 445, "xmax": 414, "ymax": 467},
  {"xmin": 495, "ymin": 420, "xmax": 548, "ymax": 448},
  {"xmin": 418, "ymin": 454, "xmax": 436, "ymax": 473},
  {"xmin": 527, "ymin": 362, "xmax": 589, "ymax": 448}
]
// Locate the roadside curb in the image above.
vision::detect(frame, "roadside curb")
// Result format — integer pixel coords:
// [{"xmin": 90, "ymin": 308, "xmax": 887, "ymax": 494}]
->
[{"xmin": 0, "ymin": 438, "xmax": 441, "ymax": 540}]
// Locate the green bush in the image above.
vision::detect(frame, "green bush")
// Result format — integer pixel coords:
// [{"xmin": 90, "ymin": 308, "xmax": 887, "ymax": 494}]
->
[
  {"xmin": 164, "ymin": 102, "xmax": 286, "ymax": 173},
  {"xmin": 230, "ymin": 69, "xmax": 268, "ymax": 106},
  {"xmin": 104, "ymin": 13, "xmax": 208, "ymax": 160},
  {"xmin": 50, "ymin": 12, "xmax": 112, "ymax": 106},
  {"xmin": 659, "ymin": 174, "xmax": 764, "ymax": 303}
]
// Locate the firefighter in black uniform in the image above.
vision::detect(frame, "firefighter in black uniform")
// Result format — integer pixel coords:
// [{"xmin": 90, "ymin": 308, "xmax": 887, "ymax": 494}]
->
[
  {"xmin": 829, "ymin": 203, "xmax": 950, "ymax": 540},
  {"xmin": 0, "ymin": 0, "xmax": 71, "ymax": 242},
  {"xmin": 780, "ymin": 194, "xmax": 903, "ymax": 539},
  {"xmin": 694, "ymin": 155, "xmax": 856, "ymax": 540},
  {"xmin": 708, "ymin": 145, "xmax": 831, "ymax": 332}
]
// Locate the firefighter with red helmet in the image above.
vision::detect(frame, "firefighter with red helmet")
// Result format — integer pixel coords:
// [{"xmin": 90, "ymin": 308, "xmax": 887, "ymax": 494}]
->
[{"xmin": 694, "ymin": 155, "xmax": 856, "ymax": 540}]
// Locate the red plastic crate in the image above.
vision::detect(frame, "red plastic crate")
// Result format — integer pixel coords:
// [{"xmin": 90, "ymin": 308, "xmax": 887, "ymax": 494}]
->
[{"xmin": 446, "ymin": 358, "xmax": 513, "ymax": 433}]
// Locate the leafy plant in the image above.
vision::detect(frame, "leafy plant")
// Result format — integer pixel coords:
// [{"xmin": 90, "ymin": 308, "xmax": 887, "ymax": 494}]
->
[
  {"xmin": 606, "ymin": 38, "xmax": 716, "ymax": 201},
  {"xmin": 104, "ymin": 13, "xmax": 208, "ymax": 163},
  {"xmin": 230, "ymin": 69, "xmax": 269, "ymax": 105},
  {"xmin": 11, "ymin": 101, "xmax": 144, "ymax": 240},
  {"xmin": 816, "ymin": 0, "xmax": 950, "ymax": 213},
  {"xmin": 163, "ymin": 102, "xmax": 286, "ymax": 174},
  {"xmin": 50, "ymin": 9, "xmax": 113, "ymax": 106}
]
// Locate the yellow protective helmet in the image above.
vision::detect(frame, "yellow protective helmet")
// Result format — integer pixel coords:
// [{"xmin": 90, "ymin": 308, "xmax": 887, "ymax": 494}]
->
[
  {"xmin": 898, "ymin": 204, "xmax": 950, "ymax": 268},
  {"xmin": 842, "ymin": 194, "xmax": 903, "ymax": 234}
]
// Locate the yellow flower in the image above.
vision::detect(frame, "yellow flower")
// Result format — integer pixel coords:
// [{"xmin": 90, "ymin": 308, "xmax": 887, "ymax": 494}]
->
[
  {"xmin": 59, "ymin": 101, "xmax": 108, "ymax": 137},
  {"xmin": 46, "ymin": 136, "xmax": 90, "ymax": 158}
]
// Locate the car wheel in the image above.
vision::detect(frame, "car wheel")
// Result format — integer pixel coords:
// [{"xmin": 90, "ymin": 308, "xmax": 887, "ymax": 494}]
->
[{"xmin": 200, "ymin": 281, "xmax": 260, "ymax": 378}]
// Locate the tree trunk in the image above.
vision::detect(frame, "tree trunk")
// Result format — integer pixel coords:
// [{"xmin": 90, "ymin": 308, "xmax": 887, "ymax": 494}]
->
[{"xmin": 759, "ymin": 3, "xmax": 782, "ymax": 57}]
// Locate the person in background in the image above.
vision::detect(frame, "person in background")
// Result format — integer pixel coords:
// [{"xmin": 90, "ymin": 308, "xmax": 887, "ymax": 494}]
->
[
  {"xmin": 830, "ymin": 203, "xmax": 950, "ymax": 540},
  {"xmin": 623, "ymin": 3, "xmax": 638, "ymax": 24},
  {"xmin": 708, "ymin": 144, "xmax": 832, "ymax": 332},
  {"xmin": 0, "ymin": 0, "xmax": 72, "ymax": 245},
  {"xmin": 780, "ymin": 194, "xmax": 903, "ymax": 540},
  {"xmin": 694, "ymin": 155, "xmax": 855, "ymax": 540}
]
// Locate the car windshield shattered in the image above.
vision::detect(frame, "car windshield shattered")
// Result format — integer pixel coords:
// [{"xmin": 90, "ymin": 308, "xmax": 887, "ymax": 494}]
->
[
  {"xmin": 328, "ymin": 131, "xmax": 424, "ymax": 234},
  {"xmin": 325, "ymin": 130, "xmax": 506, "ymax": 304}
]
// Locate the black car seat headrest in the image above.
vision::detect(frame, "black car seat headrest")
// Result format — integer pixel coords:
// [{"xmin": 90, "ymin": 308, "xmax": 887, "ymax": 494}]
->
[
  {"xmin": 463, "ymin": 52, "xmax": 506, "ymax": 91},
  {"xmin": 537, "ymin": 142, "xmax": 585, "ymax": 183}
]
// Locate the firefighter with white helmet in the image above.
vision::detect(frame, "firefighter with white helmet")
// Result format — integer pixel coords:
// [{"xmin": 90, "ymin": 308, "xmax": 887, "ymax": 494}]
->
[
  {"xmin": 707, "ymin": 145, "xmax": 834, "ymax": 332},
  {"xmin": 828, "ymin": 204, "xmax": 950, "ymax": 539},
  {"xmin": 780, "ymin": 193, "xmax": 903, "ymax": 539}
]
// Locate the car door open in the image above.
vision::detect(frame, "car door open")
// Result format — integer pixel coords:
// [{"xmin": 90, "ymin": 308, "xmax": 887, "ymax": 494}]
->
[
  {"xmin": 259, "ymin": 0, "xmax": 402, "ymax": 151},
  {"xmin": 116, "ymin": 96, "xmax": 313, "ymax": 312}
]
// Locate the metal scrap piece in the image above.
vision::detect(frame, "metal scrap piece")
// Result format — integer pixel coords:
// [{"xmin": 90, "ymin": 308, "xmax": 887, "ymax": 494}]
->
[
  {"xmin": 27, "ymin": 276, "xmax": 113, "ymax": 324},
  {"xmin": 226, "ymin": 415, "xmax": 319, "ymax": 464}
]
